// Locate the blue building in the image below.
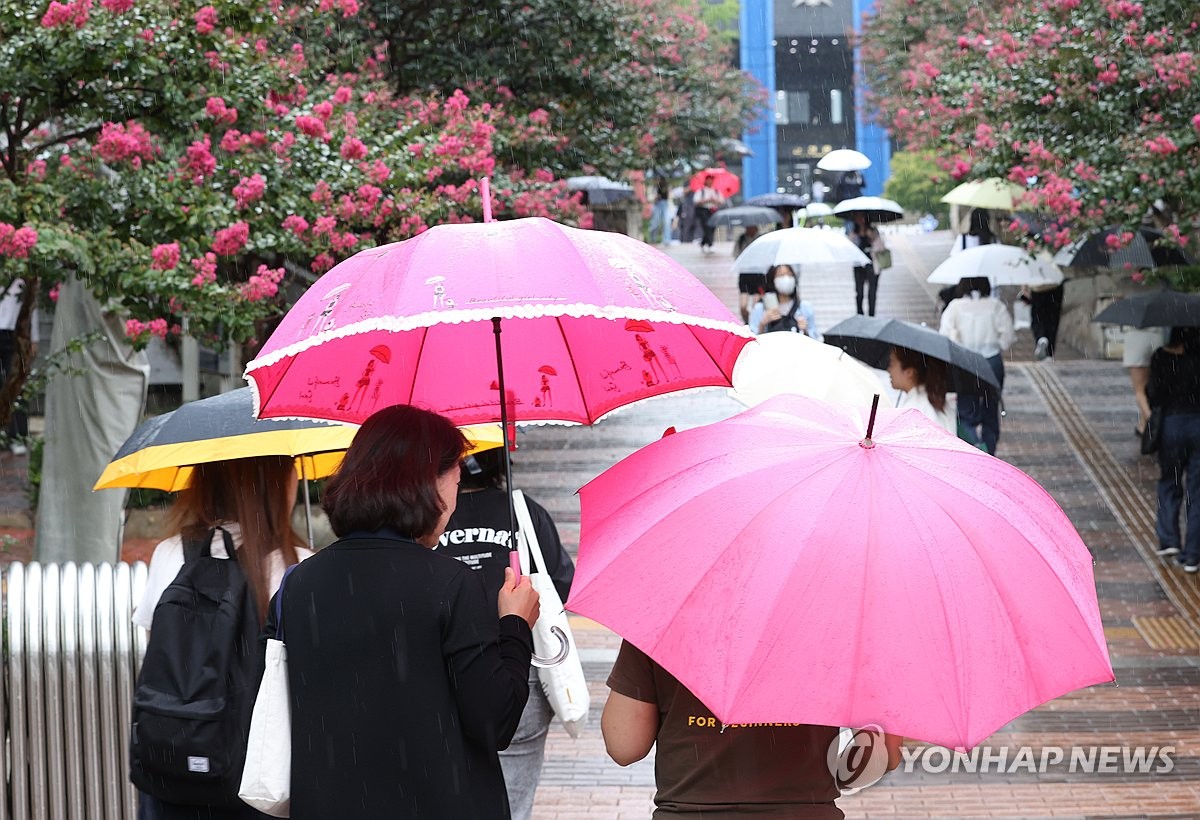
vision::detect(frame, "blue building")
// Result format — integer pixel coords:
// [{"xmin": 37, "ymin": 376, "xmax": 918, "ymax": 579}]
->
[{"xmin": 740, "ymin": 0, "xmax": 890, "ymax": 200}]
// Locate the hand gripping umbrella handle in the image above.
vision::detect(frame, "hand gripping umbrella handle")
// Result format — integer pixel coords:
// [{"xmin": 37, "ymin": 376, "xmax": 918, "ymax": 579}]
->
[
  {"xmin": 509, "ymin": 552, "xmax": 571, "ymax": 668},
  {"xmin": 531, "ymin": 626, "xmax": 570, "ymax": 668}
]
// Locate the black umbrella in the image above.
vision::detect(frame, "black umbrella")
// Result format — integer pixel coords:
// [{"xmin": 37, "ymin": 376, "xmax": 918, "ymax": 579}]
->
[
  {"xmin": 565, "ymin": 176, "xmax": 634, "ymax": 205},
  {"xmin": 1091, "ymin": 290, "xmax": 1200, "ymax": 329},
  {"xmin": 833, "ymin": 196, "xmax": 905, "ymax": 224},
  {"xmin": 746, "ymin": 193, "xmax": 808, "ymax": 208},
  {"xmin": 708, "ymin": 205, "xmax": 784, "ymax": 228},
  {"xmin": 822, "ymin": 316, "xmax": 1001, "ymax": 396},
  {"xmin": 1054, "ymin": 227, "xmax": 1157, "ymax": 269}
]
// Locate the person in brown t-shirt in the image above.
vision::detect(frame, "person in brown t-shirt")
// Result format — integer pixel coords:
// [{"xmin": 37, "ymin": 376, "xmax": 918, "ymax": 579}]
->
[{"xmin": 603, "ymin": 640, "xmax": 900, "ymax": 818}]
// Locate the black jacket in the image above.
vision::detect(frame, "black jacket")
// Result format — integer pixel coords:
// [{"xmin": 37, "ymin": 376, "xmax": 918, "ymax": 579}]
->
[{"xmin": 268, "ymin": 533, "xmax": 533, "ymax": 819}]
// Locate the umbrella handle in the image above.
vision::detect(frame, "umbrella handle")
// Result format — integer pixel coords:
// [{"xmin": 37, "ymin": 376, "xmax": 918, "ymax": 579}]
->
[{"xmin": 531, "ymin": 625, "xmax": 571, "ymax": 668}]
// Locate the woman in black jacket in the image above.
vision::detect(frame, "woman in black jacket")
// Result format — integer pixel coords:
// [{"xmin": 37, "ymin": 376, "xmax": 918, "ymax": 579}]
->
[{"xmin": 269, "ymin": 404, "xmax": 540, "ymax": 819}]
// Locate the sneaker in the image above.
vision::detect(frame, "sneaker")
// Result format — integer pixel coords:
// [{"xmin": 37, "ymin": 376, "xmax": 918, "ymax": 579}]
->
[
  {"xmin": 1156, "ymin": 545, "xmax": 1181, "ymax": 557},
  {"xmin": 1184, "ymin": 563, "xmax": 1199, "ymax": 574},
  {"xmin": 1034, "ymin": 337, "xmax": 1050, "ymax": 361}
]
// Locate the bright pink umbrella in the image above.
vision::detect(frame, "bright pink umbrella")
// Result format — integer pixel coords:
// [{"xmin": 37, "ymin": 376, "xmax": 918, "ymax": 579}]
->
[
  {"xmin": 245, "ymin": 216, "xmax": 752, "ymax": 427},
  {"xmin": 688, "ymin": 167, "xmax": 740, "ymax": 199},
  {"xmin": 566, "ymin": 394, "xmax": 1113, "ymax": 750}
]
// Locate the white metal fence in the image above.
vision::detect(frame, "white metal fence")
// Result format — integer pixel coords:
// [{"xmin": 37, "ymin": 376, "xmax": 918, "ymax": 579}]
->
[{"xmin": 3, "ymin": 561, "xmax": 147, "ymax": 820}]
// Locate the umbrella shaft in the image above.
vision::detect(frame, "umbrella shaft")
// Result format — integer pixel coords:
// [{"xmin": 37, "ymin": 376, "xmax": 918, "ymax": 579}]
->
[{"xmin": 492, "ymin": 318, "xmax": 519, "ymax": 567}]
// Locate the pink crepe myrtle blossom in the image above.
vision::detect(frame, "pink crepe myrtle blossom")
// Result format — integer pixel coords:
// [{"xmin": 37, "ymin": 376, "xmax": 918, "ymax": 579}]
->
[
  {"xmin": 125, "ymin": 318, "xmax": 169, "ymax": 341},
  {"xmin": 212, "ymin": 222, "xmax": 249, "ymax": 256},
  {"xmin": 150, "ymin": 243, "xmax": 181, "ymax": 270},
  {"xmin": 233, "ymin": 173, "xmax": 267, "ymax": 209},
  {"xmin": 310, "ymin": 252, "xmax": 335, "ymax": 273},
  {"xmin": 193, "ymin": 5, "xmax": 217, "ymax": 34},
  {"xmin": 49, "ymin": 283, "xmax": 61, "ymax": 303},
  {"xmin": 295, "ymin": 116, "xmax": 327, "ymax": 139},
  {"xmin": 313, "ymin": 101, "xmax": 334, "ymax": 121},
  {"xmin": 182, "ymin": 137, "xmax": 217, "ymax": 182},
  {"xmin": 190, "ymin": 253, "xmax": 218, "ymax": 286},
  {"xmin": 205, "ymin": 97, "xmax": 238, "ymax": 125},
  {"xmin": 332, "ymin": 86, "xmax": 353, "ymax": 105},
  {"xmin": 340, "ymin": 137, "xmax": 367, "ymax": 160},
  {"xmin": 100, "ymin": 0, "xmax": 134, "ymax": 12},
  {"xmin": 238, "ymin": 265, "xmax": 285, "ymax": 302},
  {"xmin": 282, "ymin": 214, "xmax": 309, "ymax": 236},
  {"xmin": 0, "ymin": 225, "xmax": 39, "ymax": 259},
  {"xmin": 41, "ymin": 0, "xmax": 90, "ymax": 29},
  {"xmin": 95, "ymin": 121, "xmax": 159, "ymax": 167}
]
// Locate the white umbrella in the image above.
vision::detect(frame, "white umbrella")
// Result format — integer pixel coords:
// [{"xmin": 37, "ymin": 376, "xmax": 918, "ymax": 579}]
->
[
  {"xmin": 729, "ymin": 332, "xmax": 886, "ymax": 408},
  {"xmin": 817, "ymin": 149, "xmax": 872, "ymax": 172},
  {"xmin": 927, "ymin": 244, "xmax": 1063, "ymax": 287},
  {"xmin": 733, "ymin": 227, "xmax": 870, "ymax": 274},
  {"xmin": 798, "ymin": 203, "xmax": 835, "ymax": 219}
]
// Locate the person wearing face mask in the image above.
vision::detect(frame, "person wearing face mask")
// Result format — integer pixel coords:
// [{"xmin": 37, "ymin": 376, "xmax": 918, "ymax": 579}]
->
[
  {"xmin": 746, "ymin": 264, "xmax": 819, "ymax": 338},
  {"xmin": 938, "ymin": 276, "xmax": 1014, "ymax": 454}
]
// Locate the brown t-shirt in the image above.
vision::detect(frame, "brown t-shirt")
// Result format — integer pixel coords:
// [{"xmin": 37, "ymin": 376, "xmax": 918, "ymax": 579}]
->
[{"xmin": 607, "ymin": 641, "xmax": 844, "ymax": 819}]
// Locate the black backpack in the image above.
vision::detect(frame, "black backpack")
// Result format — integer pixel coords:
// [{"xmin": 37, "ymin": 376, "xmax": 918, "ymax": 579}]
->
[{"xmin": 130, "ymin": 527, "xmax": 265, "ymax": 806}]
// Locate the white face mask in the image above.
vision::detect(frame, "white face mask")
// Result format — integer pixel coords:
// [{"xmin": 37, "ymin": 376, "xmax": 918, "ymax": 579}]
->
[{"xmin": 774, "ymin": 275, "xmax": 797, "ymax": 296}]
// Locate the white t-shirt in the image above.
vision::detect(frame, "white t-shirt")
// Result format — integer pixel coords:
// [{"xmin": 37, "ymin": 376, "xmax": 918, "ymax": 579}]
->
[
  {"xmin": 896, "ymin": 386, "xmax": 957, "ymax": 435},
  {"xmin": 131, "ymin": 522, "xmax": 313, "ymax": 629},
  {"xmin": 939, "ymin": 295, "xmax": 1015, "ymax": 358}
]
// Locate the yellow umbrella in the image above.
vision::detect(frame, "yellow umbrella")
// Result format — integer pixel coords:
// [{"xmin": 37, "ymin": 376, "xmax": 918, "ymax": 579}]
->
[
  {"xmin": 95, "ymin": 388, "xmax": 503, "ymax": 543},
  {"xmin": 940, "ymin": 178, "xmax": 1026, "ymax": 210}
]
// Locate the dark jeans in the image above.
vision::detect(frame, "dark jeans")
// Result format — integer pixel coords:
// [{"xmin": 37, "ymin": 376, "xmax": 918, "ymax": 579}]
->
[
  {"xmin": 1030, "ymin": 285, "xmax": 1065, "ymax": 356},
  {"xmin": 854, "ymin": 265, "xmax": 879, "ymax": 316},
  {"xmin": 957, "ymin": 353, "xmax": 1005, "ymax": 455},
  {"xmin": 695, "ymin": 206, "xmax": 716, "ymax": 248},
  {"xmin": 1156, "ymin": 412, "xmax": 1200, "ymax": 565},
  {"xmin": 0, "ymin": 330, "xmax": 28, "ymax": 439}
]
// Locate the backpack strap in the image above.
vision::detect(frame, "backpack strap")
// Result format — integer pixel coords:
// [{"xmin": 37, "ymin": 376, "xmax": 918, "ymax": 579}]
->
[
  {"xmin": 182, "ymin": 525, "xmax": 237, "ymax": 562},
  {"xmin": 274, "ymin": 563, "xmax": 299, "ymax": 642}
]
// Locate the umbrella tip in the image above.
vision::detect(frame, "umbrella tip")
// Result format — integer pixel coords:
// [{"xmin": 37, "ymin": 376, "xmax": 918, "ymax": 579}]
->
[{"xmin": 860, "ymin": 394, "xmax": 881, "ymax": 449}]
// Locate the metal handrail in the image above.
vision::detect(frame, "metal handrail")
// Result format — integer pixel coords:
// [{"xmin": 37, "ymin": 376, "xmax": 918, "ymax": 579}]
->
[{"xmin": 2, "ymin": 561, "xmax": 146, "ymax": 820}]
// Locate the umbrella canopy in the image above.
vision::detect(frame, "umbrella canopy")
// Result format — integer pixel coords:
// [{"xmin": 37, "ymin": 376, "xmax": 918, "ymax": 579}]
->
[
  {"xmin": 940, "ymin": 178, "xmax": 1025, "ymax": 210},
  {"xmin": 797, "ymin": 203, "xmax": 835, "ymax": 219},
  {"xmin": 732, "ymin": 227, "xmax": 870, "ymax": 274},
  {"xmin": 816, "ymin": 149, "xmax": 872, "ymax": 172},
  {"xmin": 1091, "ymin": 290, "xmax": 1200, "ymax": 328},
  {"xmin": 246, "ymin": 216, "xmax": 752, "ymax": 427},
  {"xmin": 927, "ymin": 244, "xmax": 1063, "ymax": 287},
  {"xmin": 745, "ymin": 193, "xmax": 808, "ymax": 208},
  {"xmin": 688, "ymin": 167, "xmax": 740, "ymax": 199},
  {"xmin": 707, "ymin": 206, "xmax": 784, "ymax": 228},
  {"xmin": 566, "ymin": 176, "xmax": 634, "ymax": 205},
  {"xmin": 822, "ymin": 315, "xmax": 1000, "ymax": 396},
  {"xmin": 566, "ymin": 394, "xmax": 1113, "ymax": 750},
  {"xmin": 833, "ymin": 196, "xmax": 905, "ymax": 224},
  {"xmin": 94, "ymin": 387, "xmax": 503, "ymax": 491},
  {"xmin": 1055, "ymin": 226, "xmax": 1188, "ymax": 270},
  {"xmin": 729, "ymin": 332, "xmax": 885, "ymax": 408}
]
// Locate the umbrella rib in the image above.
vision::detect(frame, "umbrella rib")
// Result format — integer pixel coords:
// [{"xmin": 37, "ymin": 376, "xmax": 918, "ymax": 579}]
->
[
  {"xmin": 552, "ymin": 315, "xmax": 593, "ymax": 424},
  {"xmin": 406, "ymin": 326, "xmax": 430, "ymax": 407}
]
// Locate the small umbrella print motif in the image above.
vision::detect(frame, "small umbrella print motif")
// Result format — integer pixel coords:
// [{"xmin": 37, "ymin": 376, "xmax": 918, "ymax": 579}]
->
[
  {"xmin": 538, "ymin": 365, "xmax": 558, "ymax": 376},
  {"xmin": 624, "ymin": 319, "xmax": 654, "ymax": 333},
  {"xmin": 369, "ymin": 345, "xmax": 391, "ymax": 364}
]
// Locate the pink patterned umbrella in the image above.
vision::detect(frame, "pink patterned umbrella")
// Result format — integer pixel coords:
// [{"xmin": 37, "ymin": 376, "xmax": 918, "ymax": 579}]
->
[
  {"xmin": 566, "ymin": 394, "xmax": 1113, "ymax": 750},
  {"xmin": 246, "ymin": 216, "xmax": 751, "ymax": 427}
]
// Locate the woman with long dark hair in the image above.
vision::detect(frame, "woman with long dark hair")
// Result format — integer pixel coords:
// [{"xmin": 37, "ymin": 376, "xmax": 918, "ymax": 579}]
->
[
  {"xmin": 271, "ymin": 404, "xmax": 540, "ymax": 819},
  {"xmin": 132, "ymin": 455, "xmax": 310, "ymax": 819},
  {"xmin": 886, "ymin": 346, "xmax": 955, "ymax": 434}
]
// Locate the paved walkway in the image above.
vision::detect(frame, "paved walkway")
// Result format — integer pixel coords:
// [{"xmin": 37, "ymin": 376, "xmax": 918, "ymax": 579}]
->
[{"xmin": 519, "ymin": 231, "xmax": 1200, "ymax": 818}]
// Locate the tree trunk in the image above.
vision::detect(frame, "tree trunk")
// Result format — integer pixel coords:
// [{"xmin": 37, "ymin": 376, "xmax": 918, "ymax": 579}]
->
[{"xmin": 34, "ymin": 276, "xmax": 150, "ymax": 563}]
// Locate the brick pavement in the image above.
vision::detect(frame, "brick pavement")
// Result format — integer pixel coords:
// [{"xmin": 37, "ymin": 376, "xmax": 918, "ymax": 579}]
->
[{"xmin": 520, "ymin": 231, "xmax": 1200, "ymax": 819}]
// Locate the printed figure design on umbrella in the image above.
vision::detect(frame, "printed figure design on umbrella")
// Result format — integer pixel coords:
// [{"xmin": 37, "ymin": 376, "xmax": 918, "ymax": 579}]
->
[
  {"xmin": 305, "ymin": 283, "xmax": 351, "ymax": 337},
  {"xmin": 426, "ymin": 275, "xmax": 455, "ymax": 309},
  {"xmin": 537, "ymin": 365, "xmax": 556, "ymax": 407},
  {"xmin": 660, "ymin": 345, "xmax": 682, "ymax": 379}
]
